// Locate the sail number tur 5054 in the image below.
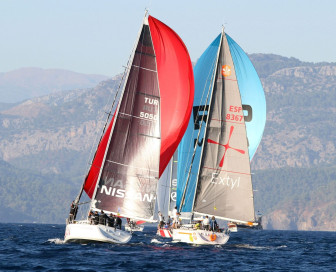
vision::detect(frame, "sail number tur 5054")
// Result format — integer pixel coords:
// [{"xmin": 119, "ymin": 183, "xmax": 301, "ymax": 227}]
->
[{"xmin": 140, "ymin": 97, "xmax": 159, "ymax": 121}]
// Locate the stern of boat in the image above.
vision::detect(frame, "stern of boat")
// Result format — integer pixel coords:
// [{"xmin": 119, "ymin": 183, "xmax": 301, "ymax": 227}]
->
[
  {"xmin": 156, "ymin": 228, "xmax": 173, "ymax": 238},
  {"xmin": 172, "ymin": 228, "xmax": 229, "ymax": 245}
]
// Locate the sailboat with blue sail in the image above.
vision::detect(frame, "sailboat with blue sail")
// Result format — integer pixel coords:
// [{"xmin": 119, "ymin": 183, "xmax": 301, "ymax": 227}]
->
[{"xmin": 173, "ymin": 28, "xmax": 266, "ymax": 245}]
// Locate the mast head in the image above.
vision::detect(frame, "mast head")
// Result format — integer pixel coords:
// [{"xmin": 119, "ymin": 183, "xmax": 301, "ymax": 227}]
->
[
  {"xmin": 221, "ymin": 25, "xmax": 225, "ymax": 36},
  {"xmin": 143, "ymin": 9, "xmax": 149, "ymax": 25}
]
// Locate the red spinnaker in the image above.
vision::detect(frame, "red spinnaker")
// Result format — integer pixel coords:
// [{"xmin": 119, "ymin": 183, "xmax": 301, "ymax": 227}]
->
[{"xmin": 148, "ymin": 16, "xmax": 194, "ymax": 176}]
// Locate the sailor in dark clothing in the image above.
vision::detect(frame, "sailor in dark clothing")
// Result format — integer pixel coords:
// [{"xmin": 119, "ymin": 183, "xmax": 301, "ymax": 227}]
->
[
  {"xmin": 99, "ymin": 210, "xmax": 108, "ymax": 225},
  {"xmin": 88, "ymin": 210, "xmax": 94, "ymax": 224},
  {"xmin": 107, "ymin": 213, "xmax": 115, "ymax": 227},
  {"xmin": 115, "ymin": 216, "xmax": 122, "ymax": 230},
  {"xmin": 210, "ymin": 216, "xmax": 219, "ymax": 232},
  {"xmin": 68, "ymin": 202, "xmax": 78, "ymax": 223},
  {"xmin": 93, "ymin": 211, "xmax": 99, "ymax": 225}
]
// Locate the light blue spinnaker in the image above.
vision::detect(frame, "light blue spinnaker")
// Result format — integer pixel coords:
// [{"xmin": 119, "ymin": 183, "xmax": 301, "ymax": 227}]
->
[{"xmin": 227, "ymin": 34, "xmax": 266, "ymax": 160}]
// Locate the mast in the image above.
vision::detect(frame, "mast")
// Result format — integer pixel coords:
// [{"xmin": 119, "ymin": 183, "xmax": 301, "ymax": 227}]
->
[{"xmin": 179, "ymin": 29, "xmax": 224, "ymax": 214}]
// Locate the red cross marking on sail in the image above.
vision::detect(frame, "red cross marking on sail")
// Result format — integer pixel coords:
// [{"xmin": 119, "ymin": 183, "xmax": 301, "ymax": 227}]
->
[{"xmin": 207, "ymin": 126, "xmax": 245, "ymax": 167}]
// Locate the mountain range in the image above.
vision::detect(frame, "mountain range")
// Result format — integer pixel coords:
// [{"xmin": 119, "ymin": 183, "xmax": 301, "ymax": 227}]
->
[
  {"xmin": 0, "ymin": 67, "xmax": 108, "ymax": 103},
  {"xmin": 0, "ymin": 54, "xmax": 335, "ymax": 230}
]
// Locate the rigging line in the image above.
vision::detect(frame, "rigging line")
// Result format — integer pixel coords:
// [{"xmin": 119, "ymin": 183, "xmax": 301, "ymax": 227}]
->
[
  {"xmin": 83, "ymin": 29, "xmax": 135, "ymax": 178},
  {"xmin": 183, "ymin": 57, "xmax": 217, "ymax": 180},
  {"xmin": 74, "ymin": 70, "xmax": 129, "ymax": 206},
  {"xmin": 85, "ymin": 85, "xmax": 115, "ymax": 172},
  {"xmin": 180, "ymin": 55, "xmax": 218, "ymax": 209},
  {"xmin": 180, "ymin": 56, "xmax": 218, "ymax": 212},
  {"xmin": 78, "ymin": 200, "xmax": 91, "ymax": 205}
]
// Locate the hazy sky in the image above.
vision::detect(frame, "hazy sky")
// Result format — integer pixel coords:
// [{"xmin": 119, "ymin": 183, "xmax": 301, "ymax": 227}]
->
[{"xmin": 1, "ymin": 0, "xmax": 335, "ymax": 76}]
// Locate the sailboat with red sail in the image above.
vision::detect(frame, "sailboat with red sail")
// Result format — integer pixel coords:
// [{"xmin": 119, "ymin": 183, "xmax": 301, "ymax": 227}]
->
[{"xmin": 64, "ymin": 13, "xmax": 194, "ymax": 244}]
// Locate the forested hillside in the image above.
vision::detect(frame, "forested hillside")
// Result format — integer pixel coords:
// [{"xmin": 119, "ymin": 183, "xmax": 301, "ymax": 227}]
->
[
  {"xmin": 0, "ymin": 159, "xmax": 76, "ymax": 223},
  {"xmin": 253, "ymin": 165, "xmax": 336, "ymax": 230}
]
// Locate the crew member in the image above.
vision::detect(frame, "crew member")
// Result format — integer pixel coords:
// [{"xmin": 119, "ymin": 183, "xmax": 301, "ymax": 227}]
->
[
  {"xmin": 68, "ymin": 202, "xmax": 78, "ymax": 223},
  {"xmin": 115, "ymin": 216, "xmax": 122, "ymax": 229},
  {"xmin": 203, "ymin": 216, "xmax": 210, "ymax": 230},
  {"xmin": 93, "ymin": 211, "xmax": 99, "ymax": 225},
  {"xmin": 107, "ymin": 213, "xmax": 115, "ymax": 227},
  {"xmin": 210, "ymin": 216, "xmax": 218, "ymax": 231},
  {"xmin": 99, "ymin": 210, "xmax": 108, "ymax": 225},
  {"xmin": 158, "ymin": 211, "xmax": 165, "ymax": 228}
]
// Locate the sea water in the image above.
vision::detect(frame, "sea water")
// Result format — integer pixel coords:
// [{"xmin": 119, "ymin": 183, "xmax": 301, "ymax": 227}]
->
[{"xmin": 0, "ymin": 223, "xmax": 335, "ymax": 271}]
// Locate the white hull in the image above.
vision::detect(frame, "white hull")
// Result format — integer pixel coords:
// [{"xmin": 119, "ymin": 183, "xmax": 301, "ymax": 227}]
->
[
  {"xmin": 228, "ymin": 223, "xmax": 238, "ymax": 232},
  {"xmin": 172, "ymin": 228, "xmax": 229, "ymax": 245},
  {"xmin": 64, "ymin": 221, "xmax": 132, "ymax": 244},
  {"xmin": 125, "ymin": 224, "xmax": 144, "ymax": 232}
]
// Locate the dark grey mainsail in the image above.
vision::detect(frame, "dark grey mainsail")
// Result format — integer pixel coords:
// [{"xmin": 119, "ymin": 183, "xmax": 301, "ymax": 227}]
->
[
  {"xmin": 192, "ymin": 32, "xmax": 255, "ymax": 223},
  {"xmin": 92, "ymin": 24, "xmax": 161, "ymax": 221}
]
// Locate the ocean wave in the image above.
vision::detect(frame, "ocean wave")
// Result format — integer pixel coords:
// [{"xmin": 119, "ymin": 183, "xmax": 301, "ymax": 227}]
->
[
  {"xmin": 234, "ymin": 244, "xmax": 287, "ymax": 250},
  {"xmin": 48, "ymin": 238, "xmax": 65, "ymax": 244},
  {"xmin": 150, "ymin": 238, "xmax": 164, "ymax": 244}
]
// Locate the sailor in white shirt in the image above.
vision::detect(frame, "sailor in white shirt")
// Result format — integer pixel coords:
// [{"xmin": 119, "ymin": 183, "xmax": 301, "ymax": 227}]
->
[
  {"xmin": 203, "ymin": 215, "xmax": 210, "ymax": 230},
  {"xmin": 158, "ymin": 211, "xmax": 164, "ymax": 228}
]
